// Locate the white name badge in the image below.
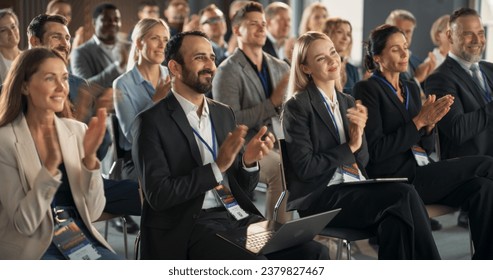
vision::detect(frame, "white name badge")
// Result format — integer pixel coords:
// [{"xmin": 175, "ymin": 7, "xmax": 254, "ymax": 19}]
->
[
  {"xmin": 52, "ymin": 218, "xmax": 101, "ymax": 260},
  {"xmin": 214, "ymin": 184, "xmax": 249, "ymax": 220},
  {"xmin": 411, "ymin": 145, "xmax": 430, "ymax": 166}
]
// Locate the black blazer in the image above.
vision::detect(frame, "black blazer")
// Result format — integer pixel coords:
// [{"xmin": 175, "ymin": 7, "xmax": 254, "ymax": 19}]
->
[
  {"xmin": 133, "ymin": 93, "xmax": 261, "ymax": 259},
  {"xmin": 281, "ymin": 82, "xmax": 369, "ymax": 211},
  {"xmin": 354, "ymin": 73, "xmax": 434, "ymax": 181},
  {"xmin": 424, "ymin": 56, "xmax": 493, "ymax": 159}
]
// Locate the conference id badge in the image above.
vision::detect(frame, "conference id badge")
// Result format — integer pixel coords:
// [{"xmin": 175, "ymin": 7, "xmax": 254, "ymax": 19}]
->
[
  {"xmin": 340, "ymin": 163, "xmax": 361, "ymax": 183},
  {"xmin": 411, "ymin": 145, "xmax": 430, "ymax": 166},
  {"xmin": 214, "ymin": 184, "xmax": 249, "ymax": 220},
  {"xmin": 52, "ymin": 218, "xmax": 101, "ymax": 260}
]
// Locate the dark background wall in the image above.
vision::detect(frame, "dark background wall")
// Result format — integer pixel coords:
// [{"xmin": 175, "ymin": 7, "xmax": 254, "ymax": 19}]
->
[{"xmin": 363, "ymin": 0, "xmax": 471, "ymax": 61}]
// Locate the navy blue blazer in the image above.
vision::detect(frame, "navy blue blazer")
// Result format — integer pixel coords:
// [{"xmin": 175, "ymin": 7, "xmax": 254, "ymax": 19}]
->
[{"xmin": 424, "ymin": 56, "xmax": 493, "ymax": 159}]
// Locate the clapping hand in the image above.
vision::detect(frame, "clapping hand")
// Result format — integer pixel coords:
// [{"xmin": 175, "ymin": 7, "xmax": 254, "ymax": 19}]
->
[
  {"xmin": 413, "ymin": 94, "xmax": 454, "ymax": 132},
  {"xmin": 243, "ymin": 126, "xmax": 275, "ymax": 167},
  {"xmin": 216, "ymin": 125, "xmax": 248, "ymax": 173},
  {"xmin": 43, "ymin": 125, "xmax": 62, "ymax": 176},
  {"xmin": 82, "ymin": 108, "xmax": 107, "ymax": 170},
  {"xmin": 347, "ymin": 100, "xmax": 368, "ymax": 152},
  {"xmin": 152, "ymin": 76, "xmax": 172, "ymax": 103}
]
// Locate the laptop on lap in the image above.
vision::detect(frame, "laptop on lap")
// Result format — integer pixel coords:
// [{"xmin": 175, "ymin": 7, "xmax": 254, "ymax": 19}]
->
[{"xmin": 217, "ymin": 208, "xmax": 341, "ymax": 255}]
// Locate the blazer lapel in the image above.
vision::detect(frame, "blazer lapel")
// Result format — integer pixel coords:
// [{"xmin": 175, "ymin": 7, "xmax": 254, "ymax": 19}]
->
[
  {"xmin": 337, "ymin": 91, "xmax": 351, "ymax": 137},
  {"xmin": 54, "ymin": 117, "xmax": 84, "ymax": 207},
  {"xmin": 307, "ymin": 83, "xmax": 341, "ymax": 143},
  {"xmin": 372, "ymin": 76, "xmax": 410, "ymax": 122},
  {"xmin": 168, "ymin": 94, "xmax": 203, "ymax": 166},
  {"xmin": 236, "ymin": 50, "xmax": 266, "ymax": 101},
  {"xmin": 12, "ymin": 114, "xmax": 42, "ymax": 191},
  {"xmin": 208, "ymin": 99, "xmax": 227, "ymax": 146},
  {"xmin": 447, "ymin": 57, "xmax": 486, "ymax": 105}
]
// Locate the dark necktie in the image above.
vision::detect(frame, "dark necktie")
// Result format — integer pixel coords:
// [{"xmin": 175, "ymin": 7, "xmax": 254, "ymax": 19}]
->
[{"xmin": 470, "ymin": 64, "xmax": 485, "ymax": 91}]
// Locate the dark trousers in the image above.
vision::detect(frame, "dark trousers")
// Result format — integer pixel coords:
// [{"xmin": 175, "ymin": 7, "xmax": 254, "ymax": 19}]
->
[
  {"xmin": 298, "ymin": 182, "xmax": 440, "ymax": 260},
  {"xmin": 187, "ymin": 211, "xmax": 329, "ymax": 260},
  {"xmin": 412, "ymin": 155, "xmax": 493, "ymax": 260},
  {"xmin": 103, "ymin": 178, "xmax": 141, "ymax": 216}
]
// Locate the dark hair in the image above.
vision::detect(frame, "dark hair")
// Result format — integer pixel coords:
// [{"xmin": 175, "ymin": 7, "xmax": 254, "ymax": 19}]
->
[
  {"xmin": 164, "ymin": 0, "xmax": 188, "ymax": 10},
  {"xmin": 231, "ymin": 1, "xmax": 263, "ymax": 27},
  {"xmin": 364, "ymin": 24, "xmax": 404, "ymax": 72},
  {"xmin": 138, "ymin": 0, "xmax": 158, "ymax": 11},
  {"xmin": 92, "ymin": 3, "xmax": 117, "ymax": 20},
  {"xmin": 164, "ymin": 30, "xmax": 208, "ymax": 67},
  {"xmin": 0, "ymin": 48, "xmax": 72, "ymax": 126},
  {"xmin": 449, "ymin": 7, "xmax": 479, "ymax": 26},
  {"xmin": 27, "ymin": 14, "xmax": 68, "ymax": 42}
]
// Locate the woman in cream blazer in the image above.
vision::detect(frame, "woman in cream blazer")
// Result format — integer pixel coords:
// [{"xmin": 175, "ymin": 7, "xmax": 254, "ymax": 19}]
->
[{"xmin": 0, "ymin": 48, "xmax": 117, "ymax": 260}]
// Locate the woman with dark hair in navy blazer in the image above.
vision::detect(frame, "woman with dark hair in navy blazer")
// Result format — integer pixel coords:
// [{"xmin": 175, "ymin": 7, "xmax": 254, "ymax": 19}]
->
[
  {"xmin": 281, "ymin": 31, "xmax": 440, "ymax": 259},
  {"xmin": 354, "ymin": 24, "xmax": 493, "ymax": 259}
]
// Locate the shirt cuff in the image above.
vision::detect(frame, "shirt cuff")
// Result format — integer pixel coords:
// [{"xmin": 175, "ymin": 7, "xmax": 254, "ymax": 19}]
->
[
  {"xmin": 211, "ymin": 162, "xmax": 224, "ymax": 183},
  {"xmin": 242, "ymin": 157, "xmax": 259, "ymax": 172}
]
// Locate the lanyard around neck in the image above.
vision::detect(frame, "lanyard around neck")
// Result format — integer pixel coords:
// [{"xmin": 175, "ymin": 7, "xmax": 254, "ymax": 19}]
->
[
  {"xmin": 192, "ymin": 116, "xmax": 217, "ymax": 161},
  {"xmin": 320, "ymin": 92, "xmax": 341, "ymax": 143},
  {"xmin": 371, "ymin": 74, "xmax": 410, "ymax": 110}
]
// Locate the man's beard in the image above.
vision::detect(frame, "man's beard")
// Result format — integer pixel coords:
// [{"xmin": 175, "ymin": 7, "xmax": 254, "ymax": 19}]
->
[{"xmin": 182, "ymin": 67, "xmax": 214, "ymax": 93}]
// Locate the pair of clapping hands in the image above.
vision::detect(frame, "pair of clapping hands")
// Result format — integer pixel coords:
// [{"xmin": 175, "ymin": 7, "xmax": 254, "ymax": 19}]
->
[{"xmin": 216, "ymin": 126, "xmax": 275, "ymax": 173}]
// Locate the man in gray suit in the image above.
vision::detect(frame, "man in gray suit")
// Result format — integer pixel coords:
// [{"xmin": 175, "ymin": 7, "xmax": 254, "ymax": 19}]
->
[
  {"xmin": 71, "ymin": 3, "xmax": 129, "ymax": 88},
  {"xmin": 212, "ymin": 2, "xmax": 291, "ymax": 223}
]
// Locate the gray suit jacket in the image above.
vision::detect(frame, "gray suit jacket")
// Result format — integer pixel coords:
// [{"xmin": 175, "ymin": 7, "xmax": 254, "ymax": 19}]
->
[
  {"xmin": 212, "ymin": 48, "xmax": 289, "ymax": 141},
  {"xmin": 70, "ymin": 37, "xmax": 123, "ymax": 88}
]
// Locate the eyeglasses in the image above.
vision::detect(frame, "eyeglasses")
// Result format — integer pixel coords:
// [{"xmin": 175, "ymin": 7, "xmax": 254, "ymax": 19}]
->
[{"xmin": 201, "ymin": 16, "xmax": 224, "ymax": 25}]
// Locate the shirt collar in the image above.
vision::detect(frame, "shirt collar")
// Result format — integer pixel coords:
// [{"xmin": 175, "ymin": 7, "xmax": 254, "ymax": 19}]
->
[
  {"xmin": 449, "ymin": 51, "xmax": 477, "ymax": 72},
  {"xmin": 317, "ymin": 86, "xmax": 339, "ymax": 106},
  {"xmin": 130, "ymin": 64, "xmax": 170, "ymax": 86},
  {"xmin": 172, "ymin": 90, "xmax": 209, "ymax": 118},
  {"xmin": 92, "ymin": 35, "xmax": 115, "ymax": 50}
]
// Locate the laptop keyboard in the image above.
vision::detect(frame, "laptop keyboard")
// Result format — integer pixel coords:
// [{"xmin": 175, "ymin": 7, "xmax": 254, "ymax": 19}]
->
[{"xmin": 237, "ymin": 230, "xmax": 275, "ymax": 253}]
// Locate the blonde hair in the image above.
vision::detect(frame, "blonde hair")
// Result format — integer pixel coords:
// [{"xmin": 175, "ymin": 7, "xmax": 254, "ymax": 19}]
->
[
  {"xmin": 287, "ymin": 31, "xmax": 332, "ymax": 99},
  {"xmin": 298, "ymin": 3, "xmax": 328, "ymax": 36},
  {"xmin": 323, "ymin": 17, "xmax": 353, "ymax": 57},
  {"xmin": 430, "ymin": 15, "xmax": 449, "ymax": 46},
  {"xmin": 127, "ymin": 18, "xmax": 170, "ymax": 71}
]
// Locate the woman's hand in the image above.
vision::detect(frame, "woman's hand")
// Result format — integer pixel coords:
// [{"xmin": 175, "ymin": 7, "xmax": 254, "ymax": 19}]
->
[
  {"xmin": 83, "ymin": 108, "xmax": 107, "ymax": 170},
  {"xmin": 44, "ymin": 125, "xmax": 62, "ymax": 176},
  {"xmin": 347, "ymin": 101, "xmax": 368, "ymax": 153},
  {"xmin": 413, "ymin": 94, "xmax": 454, "ymax": 131},
  {"xmin": 152, "ymin": 75, "xmax": 171, "ymax": 103}
]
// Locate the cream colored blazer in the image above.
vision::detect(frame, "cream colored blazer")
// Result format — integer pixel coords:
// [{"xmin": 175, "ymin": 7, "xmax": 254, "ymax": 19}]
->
[{"xmin": 0, "ymin": 114, "xmax": 111, "ymax": 259}]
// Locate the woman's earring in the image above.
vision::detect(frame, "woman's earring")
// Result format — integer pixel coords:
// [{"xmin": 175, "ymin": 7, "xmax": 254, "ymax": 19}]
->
[{"xmin": 307, "ymin": 73, "xmax": 312, "ymax": 80}]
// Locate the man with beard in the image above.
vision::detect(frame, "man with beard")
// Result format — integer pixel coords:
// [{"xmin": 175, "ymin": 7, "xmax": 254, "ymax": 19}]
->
[
  {"xmin": 132, "ymin": 30, "xmax": 328, "ymax": 260},
  {"xmin": 71, "ymin": 3, "xmax": 129, "ymax": 88},
  {"xmin": 425, "ymin": 8, "xmax": 493, "ymax": 229},
  {"xmin": 212, "ymin": 2, "xmax": 291, "ymax": 223},
  {"xmin": 27, "ymin": 13, "xmax": 142, "ymax": 235}
]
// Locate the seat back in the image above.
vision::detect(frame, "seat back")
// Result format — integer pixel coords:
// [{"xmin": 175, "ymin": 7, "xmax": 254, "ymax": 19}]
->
[
  {"xmin": 273, "ymin": 139, "xmax": 289, "ymax": 222},
  {"xmin": 108, "ymin": 114, "xmax": 125, "ymax": 180}
]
